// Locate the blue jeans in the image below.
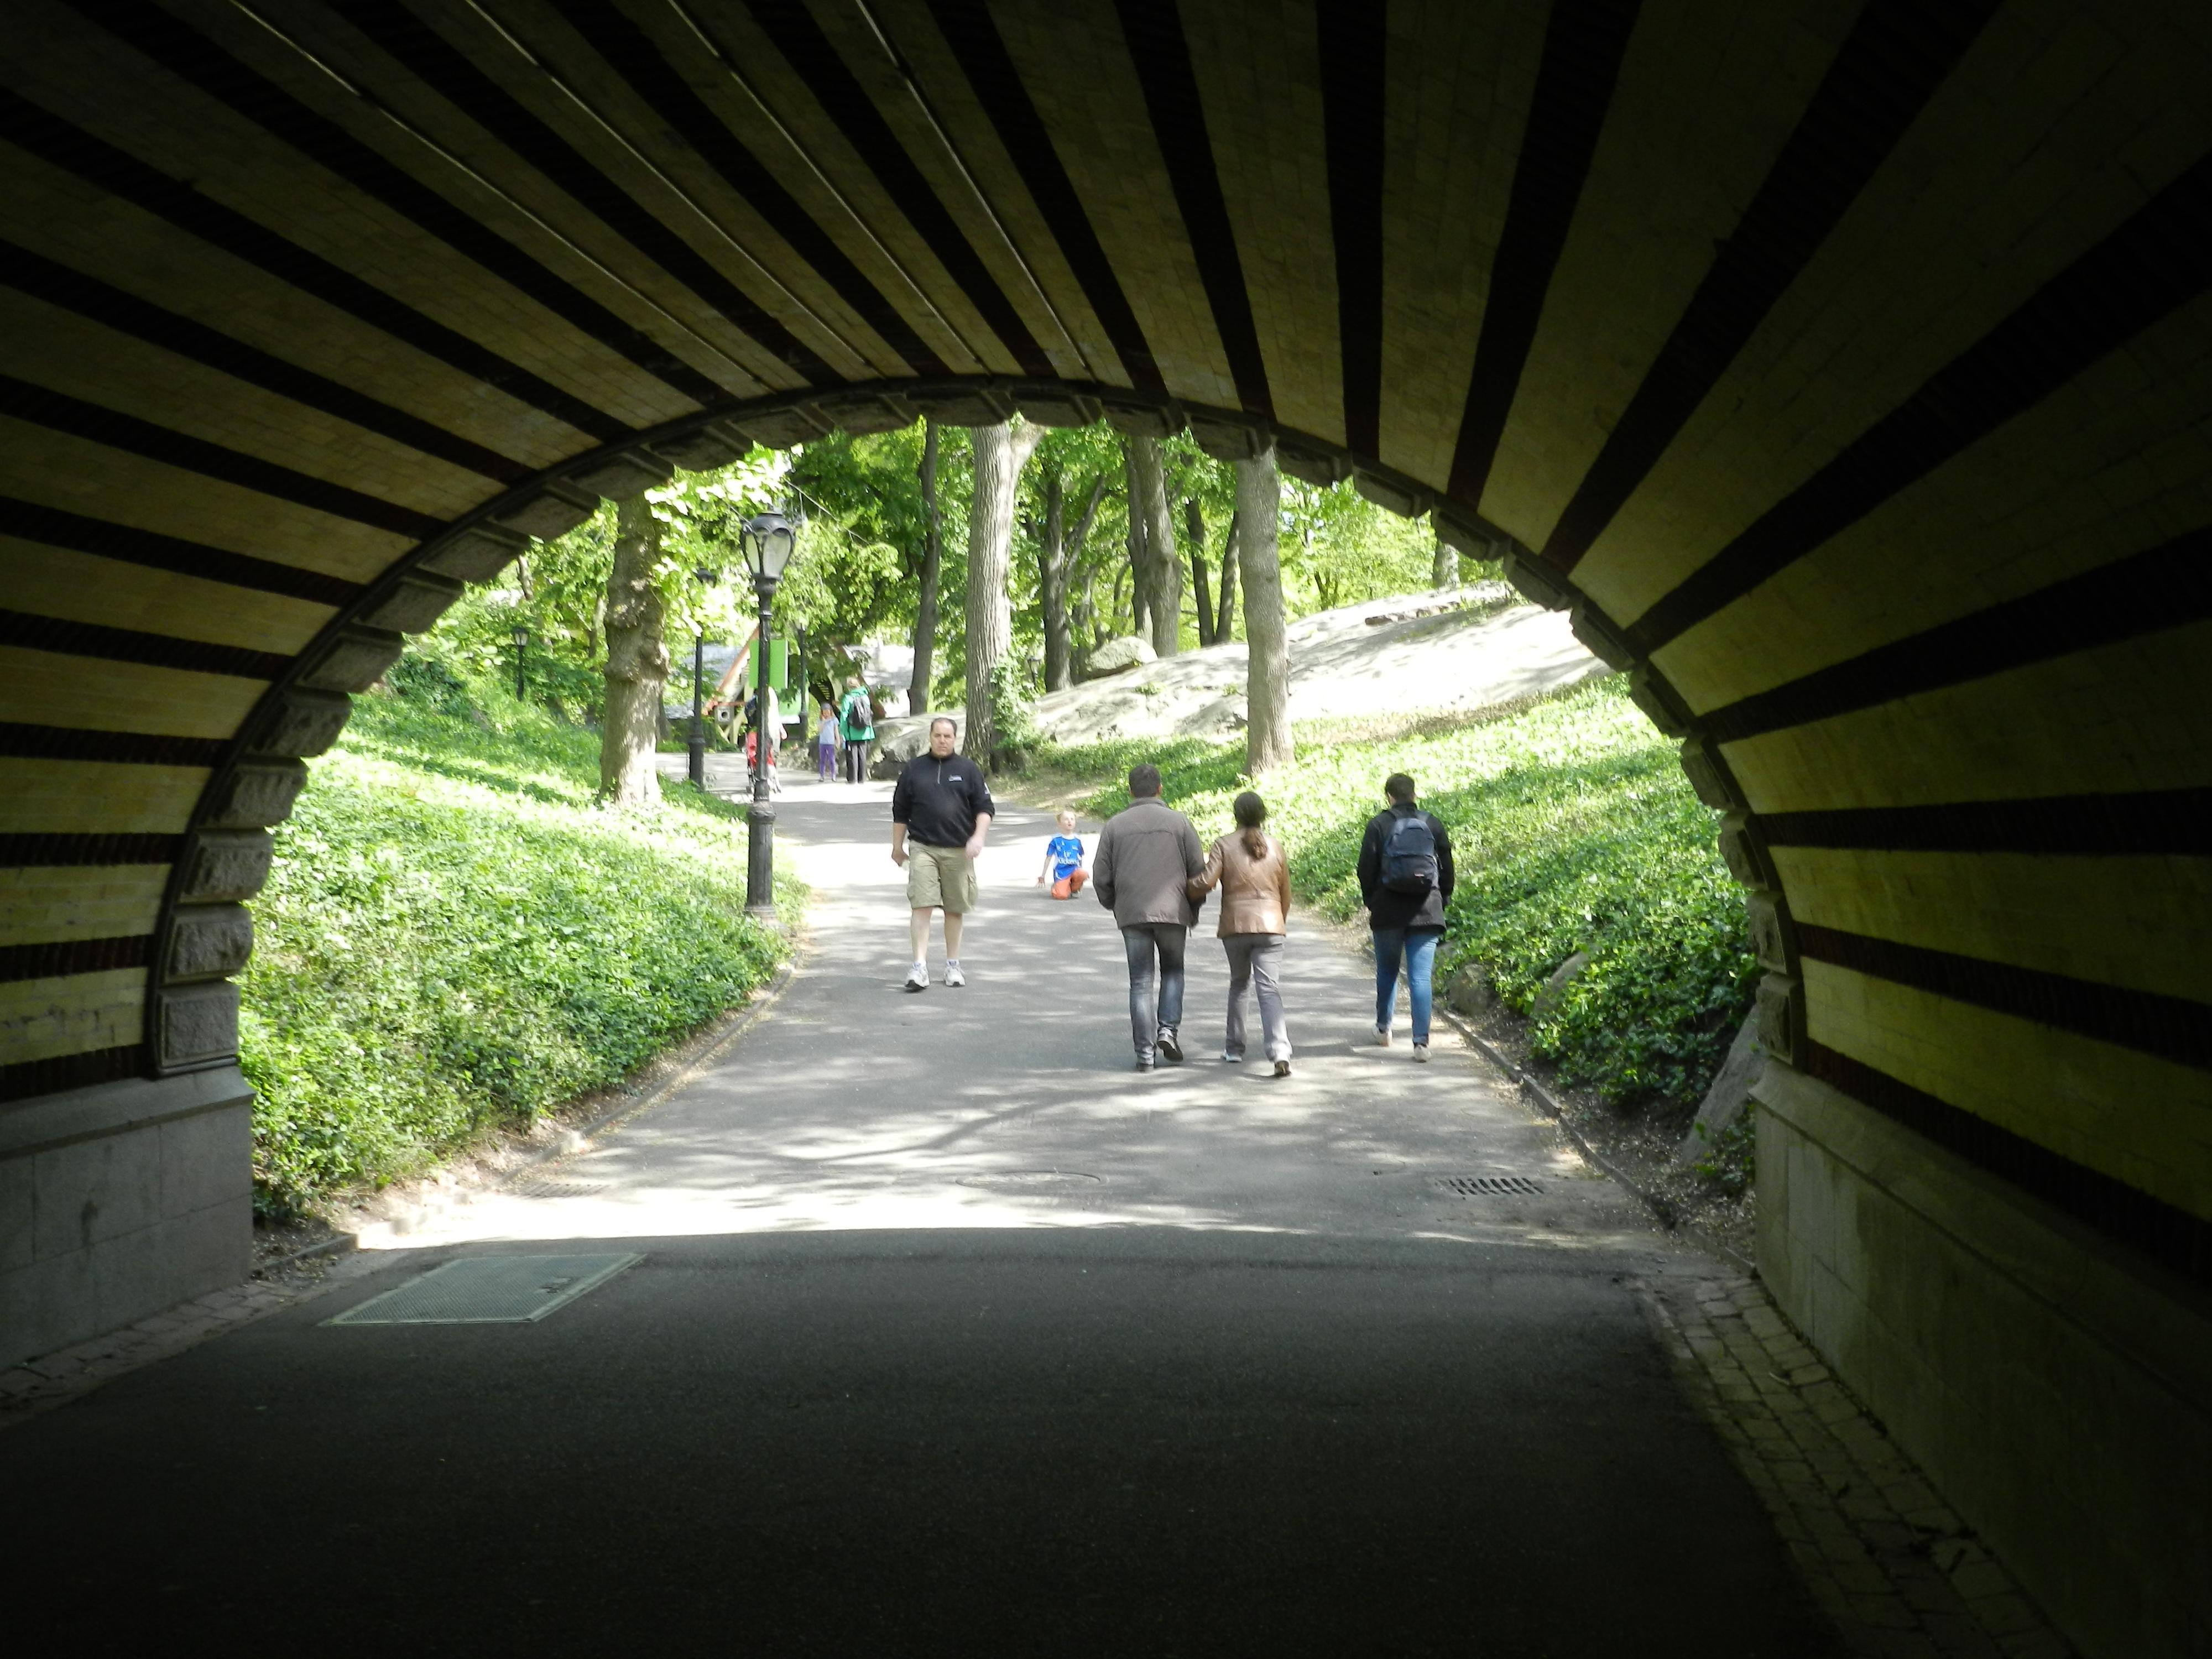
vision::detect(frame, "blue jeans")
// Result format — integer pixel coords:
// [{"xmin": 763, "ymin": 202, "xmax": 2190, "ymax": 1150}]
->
[
  {"xmin": 1373, "ymin": 927, "xmax": 1442, "ymax": 1044},
  {"xmin": 1121, "ymin": 924, "xmax": 1187, "ymax": 1061}
]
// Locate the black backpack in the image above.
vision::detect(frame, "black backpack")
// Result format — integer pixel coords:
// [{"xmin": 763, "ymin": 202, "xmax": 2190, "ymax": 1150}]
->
[{"xmin": 1380, "ymin": 810, "xmax": 1438, "ymax": 895}]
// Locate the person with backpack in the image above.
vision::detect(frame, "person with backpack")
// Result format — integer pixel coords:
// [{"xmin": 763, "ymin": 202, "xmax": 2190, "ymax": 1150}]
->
[
  {"xmin": 1357, "ymin": 773, "xmax": 1455, "ymax": 1062},
  {"xmin": 838, "ymin": 678, "xmax": 875, "ymax": 784}
]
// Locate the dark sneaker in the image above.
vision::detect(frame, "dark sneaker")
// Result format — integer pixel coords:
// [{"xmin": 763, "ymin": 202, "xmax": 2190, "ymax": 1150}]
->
[
  {"xmin": 1134, "ymin": 1057, "xmax": 1156, "ymax": 1072},
  {"xmin": 1156, "ymin": 1030, "xmax": 1183, "ymax": 1063},
  {"xmin": 1273, "ymin": 1060, "xmax": 1292, "ymax": 1078}
]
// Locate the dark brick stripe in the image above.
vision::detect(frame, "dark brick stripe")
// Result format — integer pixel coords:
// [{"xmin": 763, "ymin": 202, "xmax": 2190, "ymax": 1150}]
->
[
  {"xmin": 2, "ymin": 497, "xmax": 361, "ymax": 608},
  {"xmin": 1448, "ymin": 0, "xmax": 1641, "ymax": 507},
  {"xmin": 332, "ymin": 0, "xmax": 834, "ymax": 387},
  {"xmin": 1703, "ymin": 523, "xmax": 2212, "ymax": 743},
  {"xmin": 1797, "ymin": 923, "xmax": 2212, "ymax": 1072},
  {"xmin": 0, "ymin": 238, "xmax": 531, "ymax": 484},
  {"xmin": 557, "ymin": 0, "xmax": 948, "ymax": 379},
  {"xmin": 0, "ymin": 608, "xmax": 289, "ymax": 681},
  {"xmin": 66, "ymin": 0, "xmax": 746, "ymax": 403},
  {"xmin": 0, "ymin": 87, "xmax": 631, "ymax": 443},
  {"xmin": 0, "ymin": 374, "xmax": 445, "ymax": 539},
  {"xmin": 0, "ymin": 933, "xmax": 151, "ymax": 984},
  {"xmin": 0, "ymin": 722, "xmax": 227, "ymax": 768},
  {"xmin": 1805, "ymin": 1041, "xmax": 2210, "ymax": 1287},
  {"xmin": 745, "ymin": 0, "xmax": 1055, "ymax": 381},
  {"xmin": 0, "ymin": 833, "xmax": 182, "ymax": 867},
  {"xmin": 1113, "ymin": 0, "xmax": 1272, "ymax": 419},
  {"xmin": 0, "ymin": 1042, "xmax": 144, "ymax": 1103},
  {"xmin": 922, "ymin": 0, "xmax": 1162, "ymax": 390},
  {"xmin": 1631, "ymin": 146, "xmax": 2212, "ymax": 654},
  {"xmin": 1317, "ymin": 0, "xmax": 1387, "ymax": 457},
  {"xmin": 1542, "ymin": 0, "xmax": 1995, "ymax": 572},
  {"xmin": 1754, "ymin": 788, "xmax": 2212, "ymax": 857}
]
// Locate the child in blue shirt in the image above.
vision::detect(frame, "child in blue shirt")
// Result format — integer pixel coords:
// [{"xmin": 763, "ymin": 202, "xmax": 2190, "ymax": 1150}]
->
[{"xmin": 1036, "ymin": 810, "xmax": 1089, "ymax": 899}]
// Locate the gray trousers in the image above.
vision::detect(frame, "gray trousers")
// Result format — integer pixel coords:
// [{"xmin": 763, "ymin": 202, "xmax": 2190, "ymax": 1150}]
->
[{"xmin": 1221, "ymin": 933, "xmax": 1291, "ymax": 1061}]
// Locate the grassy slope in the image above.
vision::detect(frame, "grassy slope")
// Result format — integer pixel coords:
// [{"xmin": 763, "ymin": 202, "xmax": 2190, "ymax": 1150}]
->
[
  {"xmin": 1031, "ymin": 678, "xmax": 1756, "ymax": 1110},
  {"xmin": 240, "ymin": 681, "xmax": 792, "ymax": 1214}
]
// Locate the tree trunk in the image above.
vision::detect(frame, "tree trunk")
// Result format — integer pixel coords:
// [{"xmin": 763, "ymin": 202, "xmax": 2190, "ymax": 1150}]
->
[
  {"xmin": 1184, "ymin": 498, "xmax": 1214, "ymax": 646},
  {"xmin": 1234, "ymin": 447, "xmax": 1293, "ymax": 776},
  {"xmin": 1039, "ymin": 472, "xmax": 1105, "ymax": 691},
  {"xmin": 599, "ymin": 493, "xmax": 669, "ymax": 805},
  {"xmin": 963, "ymin": 419, "xmax": 1044, "ymax": 768},
  {"xmin": 910, "ymin": 418, "xmax": 943, "ymax": 713},
  {"xmin": 1123, "ymin": 441, "xmax": 1151, "ymax": 641},
  {"xmin": 1126, "ymin": 434, "xmax": 1180, "ymax": 656},
  {"xmin": 1432, "ymin": 535, "xmax": 1459, "ymax": 589},
  {"xmin": 1215, "ymin": 508, "xmax": 1240, "ymax": 642}
]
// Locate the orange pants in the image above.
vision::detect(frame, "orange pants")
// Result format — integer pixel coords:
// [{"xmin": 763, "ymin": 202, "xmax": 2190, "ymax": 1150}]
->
[{"xmin": 1050, "ymin": 869, "xmax": 1089, "ymax": 900}]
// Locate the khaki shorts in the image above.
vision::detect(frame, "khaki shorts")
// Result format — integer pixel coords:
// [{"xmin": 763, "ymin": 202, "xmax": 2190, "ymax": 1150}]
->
[{"xmin": 906, "ymin": 840, "xmax": 979, "ymax": 913}]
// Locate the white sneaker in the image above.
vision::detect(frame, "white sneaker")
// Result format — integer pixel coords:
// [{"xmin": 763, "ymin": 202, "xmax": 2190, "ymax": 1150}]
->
[
  {"xmin": 1412, "ymin": 1044, "xmax": 1430, "ymax": 1063},
  {"xmin": 1375, "ymin": 1027, "xmax": 1392, "ymax": 1047},
  {"xmin": 1220, "ymin": 1051, "xmax": 1244, "ymax": 1063},
  {"xmin": 944, "ymin": 961, "xmax": 966, "ymax": 988},
  {"xmin": 904, "ymin": 961, "xmax": 928, "ymax": 992}
]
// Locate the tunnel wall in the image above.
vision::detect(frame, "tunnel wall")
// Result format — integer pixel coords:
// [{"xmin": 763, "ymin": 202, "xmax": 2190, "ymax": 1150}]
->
[{"xmin": 3, "ymin": 5, "xmax": 2210, "ymax": 1650}]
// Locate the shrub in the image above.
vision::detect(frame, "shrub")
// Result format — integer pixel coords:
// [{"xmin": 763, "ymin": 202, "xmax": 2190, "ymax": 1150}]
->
[{"xmin": 240, "ymin": 676, "xmax": 792, "ymax": 1216}]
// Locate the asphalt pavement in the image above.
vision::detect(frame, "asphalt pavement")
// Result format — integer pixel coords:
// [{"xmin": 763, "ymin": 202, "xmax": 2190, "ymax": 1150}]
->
[{"xmin": 3, "ymin": 775, "xmax": 1838, "ymax": 1655}]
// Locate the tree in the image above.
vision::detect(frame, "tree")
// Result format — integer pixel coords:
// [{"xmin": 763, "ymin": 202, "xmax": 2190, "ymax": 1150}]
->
[
  {"xmin": 1214, "ymin": 508, "xmax": 1240, "ymax": 642},
  {"xmin": 910, "ymin": 420, "xmax": 945, "ymax": 712},
  {"xmin": 1433, "ymin": 535, "xmax": 1459, "ymax": 589},
  {"xmin": 1033, "ymin": 466, "xmax": 1108, "ymax": 691},
  {"xmin": 1234, "ymin": 447, "xmax": 1293, "ymax": 776},
  {"xmin": 963, "ymin": 419, "xmax": 1044, "ymax": 766},
  {"xmin": 1125, "ymin": 434, "xmax": 1181, "ymax": 655},
  {"xmin": 599, "ymin": 493, "xmax": 669, "ymax": 804},
  {"xmin": 1185, "ymin": 497, "xmax": 1215, "ymax": 645}
]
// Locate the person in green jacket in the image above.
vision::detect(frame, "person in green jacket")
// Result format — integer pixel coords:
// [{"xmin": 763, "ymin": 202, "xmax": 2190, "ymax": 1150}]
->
[{"xmin": 838, "ymin": 678, "xmax": 876, "ymax": 784}]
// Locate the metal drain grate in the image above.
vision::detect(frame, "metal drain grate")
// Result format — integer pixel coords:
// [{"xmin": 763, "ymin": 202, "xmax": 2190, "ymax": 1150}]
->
[
  {"xmin": 1434, "ymin": 1175, "xmax": 1544, "ymax": 1197},
  {"xmin": 327, "ymin": 1254, "xmax": 642, "ymax": 1326},
  {"xmin": 508, "ymin": 1178, "xmax": 607, "ymax": 1199}
]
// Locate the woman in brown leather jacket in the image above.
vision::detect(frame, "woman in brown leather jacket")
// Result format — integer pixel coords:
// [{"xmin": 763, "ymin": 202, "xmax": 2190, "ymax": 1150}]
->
[{"xmin": 1187, "ymin": 791, "xmax": 1295, "ymax": 1077}]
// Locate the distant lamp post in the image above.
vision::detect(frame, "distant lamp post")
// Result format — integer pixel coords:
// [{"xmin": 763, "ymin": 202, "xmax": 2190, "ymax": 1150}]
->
[
  {"xmin": 738, "ymin": 512, "xmax": 797, "ymax": 919},
  {"xmin": 510, "ymin": 624, "xmax": 528, "ymax": 702},
  {"xmin": 687, "ymin": 565, "xmax": 716, "ymax": 791}
]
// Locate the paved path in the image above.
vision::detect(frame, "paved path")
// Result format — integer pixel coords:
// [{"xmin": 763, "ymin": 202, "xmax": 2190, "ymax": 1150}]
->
[{"xmin": 0, "ymin": 779, "xmax": 1841, "ymax": 1655}]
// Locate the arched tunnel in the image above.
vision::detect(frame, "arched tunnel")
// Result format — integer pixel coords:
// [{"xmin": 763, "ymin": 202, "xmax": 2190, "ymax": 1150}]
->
[{"xmin": 2, "ymin": 1, "xmax": 2205, "ymax": 1650}]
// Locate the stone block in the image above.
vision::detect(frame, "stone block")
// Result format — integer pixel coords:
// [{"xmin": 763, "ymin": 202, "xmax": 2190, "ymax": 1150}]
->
[
  {"xmin": 154, "ymin": 980, "xmax": 239, "ymax": 1071},
  {"xmin": 494, "ymin": 479, "xmax": 598, "ymax": 541},
  {"xmin": 1011, "ymin": 383, "xmax": 1100, "ymax": 427},
  {"xmin": 1099, "ymin": 396, "xmax": 1176, "ymax": 438},
  {"xmin": 658, "ymin": 419, "xmax": 752, "ymax": 473},
  {"xmin": 35, "ymin": 1120, "xmax": 160, "ymax": 1258},
  {"xmin": 420, "ymin": 522, "xmax": 527, "ymax": 583},
  {"xmin": 1745, "ymin": 888, "xmax": 1793, "ymax": 972},
  {"xmin": 567, "ymin": 447, "xmax": 674, "ymax": 498},
  {"xmin": 1352, "ymin": 468, "xmax": 1430, "ymax": 518},
  {"xmin": 1627, "ymin": 664, "xmax": 1692, "ymax": 735},
  {"xmin": 1569, "ymin": 602, "xmax": 1636, "ymax": 670},
  {"xmin": 295, "ymin": 625, "xmax": 404, "ymax": 693},
  {"xmin": 1275, "ymin": 438, "xmax": 1350, "ymax": 487},
  {"xmin": 907, "ymin": 384, "xmax": 1014, "ymax": 426},
  {"xmin": 251, "ymin": 687, "xmax": 352, "ymax": 758},
  {"xmin": 735, "ymin": 404, "xmax": 830, "ymax": 449},
  {"xmin": 356, "ymin": 570, "xmax": 465, "ymax": 635},
  {"xmin": 1501, "ymin": 550, "xmax": 1573, "ymax": 611},
  {"xmin": 1717, "ymin": 812, "xmax": 1776, "ymax": 889},
  {"xmin": 1755, "ymin": 972, "xmax": 1803, "ymax": 1066},
  {"xmin": 812, "ymin": 392, "xmax": 915, "ymax": 435},
  {"xmin": 173, "ymin": 831, "xmax": 273, "ymax": 904},
  {"xmin": 162, "ymin": 903, "xmax": 252, "ymax": 983},
  {"xmin": 1677, "ymin": 1010, "xmax": 1765, "ymax": 1163},
  {"xmin": 1446, "ymin": 962, "xmax": 1495, "ymax": 1014},
  {"xmin": 0, "ymin": 1154, "xmax": 30, "ymax": 1272},
  {"xmin": 1679, "ymin": 736, "xmax": 1745, "ymax": 810},
  {"xmin": 1433, "ymin": 505, "xmax": 1499, "ymax": 560},
  {"xmin": 159, "ymin": 1104, "xmax": 252, "ymax": 1219},
  {"xmin": 1187, "ymin": 413, "xmax": 1266, "ymax": 461},
  {"xmin": 199, "ymin": 760, "xmax": 306, "ymax": 830}
]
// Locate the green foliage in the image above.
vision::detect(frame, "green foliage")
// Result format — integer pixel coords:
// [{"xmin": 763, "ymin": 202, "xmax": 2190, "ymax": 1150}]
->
[
  {"xmin": 1035, "ymin": 678, "xmax": 1756, "ymax": 1109},
  {"xmin": 239, "ymin": 671, "xmax": 794, "ymax": 1217},
  {"xmin": 1692, "ymin": 1106, "xmax": 1758, "ymax": 1196}
]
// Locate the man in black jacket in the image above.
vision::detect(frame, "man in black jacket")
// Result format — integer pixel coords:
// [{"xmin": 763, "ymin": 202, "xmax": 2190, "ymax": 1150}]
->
[
  {"xmin": 1357, "ymin": 773, "xmax": 1455, "ymax": 1061},
  {"xmin": 891, "ymin": 718, "xmax": 993, "ymax": 990}
]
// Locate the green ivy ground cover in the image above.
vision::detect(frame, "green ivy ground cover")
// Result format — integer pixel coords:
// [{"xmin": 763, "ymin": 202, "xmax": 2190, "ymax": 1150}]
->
[
  {"xmin": 240, "ymin": 681, "xmax": 793, "ymax": 1216},
  {"xmin": 1033, "ymin": 678, "xmax": 1756, "ymax": 1110}
]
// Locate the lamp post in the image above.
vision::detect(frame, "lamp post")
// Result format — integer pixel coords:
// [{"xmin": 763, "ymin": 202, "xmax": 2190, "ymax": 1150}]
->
[
  {"xmin": 510, "ymin": 624, "xmax": 527, "ymax": 702},
  {"xmin": 687, "ymin": 565, "xmax": 714, "ymax": 792},
  {"xmin": 738, "ymin": 512, "xmax": 796, "ymax": 919}
]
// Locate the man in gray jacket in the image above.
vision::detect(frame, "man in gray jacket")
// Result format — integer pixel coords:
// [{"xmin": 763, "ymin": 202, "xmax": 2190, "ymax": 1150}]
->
[{"xmin": 1092, "ymin": 763, "xmax": 1206, "ymax": 1070}]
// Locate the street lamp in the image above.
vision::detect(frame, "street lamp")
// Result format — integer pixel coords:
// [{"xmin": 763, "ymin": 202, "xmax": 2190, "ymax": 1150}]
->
[
  {"xmin": 738, "ymin": 512, "xmax": 796, "ymax": 920},
  {"xmin": 687, "ymin": 564, "xmax": 716, "ymax": 792},
  {"xmin": 510, "ymin": 624, "xmax": 528, "ymax": 702}
]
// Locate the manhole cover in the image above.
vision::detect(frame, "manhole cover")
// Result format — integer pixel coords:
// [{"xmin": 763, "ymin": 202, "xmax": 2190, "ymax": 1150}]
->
[
  {"xmin": 956, "ymin": 1171, "xmax": 1104, "ymax": 1191},
  {"xmin": 509, "ymin": 1178, "xmax": 608, "ymax": 1199},
  {"xmin": 327, "ymin": 1254, "xmax": 643, "ymax": 1326},
  {"xmin": 1433, "ymin": 1175, "xmax": 1544, "ymax": 1197}
]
